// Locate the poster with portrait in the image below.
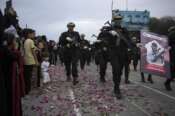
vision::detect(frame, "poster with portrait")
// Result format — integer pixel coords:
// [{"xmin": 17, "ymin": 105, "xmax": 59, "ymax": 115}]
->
[{"xmin": 140, "ymin": 31, "xmax": 171, "ymax": 78}]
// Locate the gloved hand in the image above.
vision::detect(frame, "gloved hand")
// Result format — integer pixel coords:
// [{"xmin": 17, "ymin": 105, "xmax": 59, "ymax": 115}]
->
[
  {"xmin": 109, "ymin": 30, "xmax": 118, "ymax": 36},
  {"xmin": 103, "ymin": 47, "xmax": 107, "ymax": 51},
  {"xmin": 84, "ymin": 46, "xmax": 88, "ymax": 49},
  {"xmin": 66, "ymin": 37, "xmax": 73, "ymax": 42},
  {"xmin": 96, "ymin": 40, "xmax": 101, "ymax": 43},
  {"xmin": 66, "ymin": 43, "xmax": 70, "ymax": 48}
]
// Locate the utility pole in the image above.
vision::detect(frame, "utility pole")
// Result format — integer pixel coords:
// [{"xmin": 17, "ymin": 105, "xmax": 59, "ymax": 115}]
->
[
  {"xmin": 111, "ymin": 0, "xmax": 114, "ymax": 19},
  {"xmin": 111, "ymin": 0, "xmax": 113, "ymax": 12},
  {"xmin": 126, "ymin": 0, "xmax": 128, "ymax": 11}
]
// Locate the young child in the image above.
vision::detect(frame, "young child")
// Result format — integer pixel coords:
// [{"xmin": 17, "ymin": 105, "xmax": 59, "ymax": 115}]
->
[{"xmin": 41, "ymin": 57, "xmax": 51, "ymax": 85}]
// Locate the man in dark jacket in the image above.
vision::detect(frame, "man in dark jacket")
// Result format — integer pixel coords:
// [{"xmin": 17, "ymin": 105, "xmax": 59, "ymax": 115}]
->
[
  {"xmin": 79, "ymin": 34, "xmax": 90, "ymax": 70},
  {"xmin": 96, "ymin": 21, "xmax": 130, "ymax": 99},
  {"xmin": 59, "ymin": 22, "xmax": 81, "ymax": 85},
  {"xmin": 165, "ymin": 26, "xmax": 175, "ymax": 91}
]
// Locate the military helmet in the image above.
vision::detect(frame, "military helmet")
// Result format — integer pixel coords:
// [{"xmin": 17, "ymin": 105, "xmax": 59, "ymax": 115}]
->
[
  {"xmin": 81, "ymin": 33, "xmax": 85, "ymax": 37},
  {"xmin": 112, "ymin": 15, "xmax": 123, "ymax": 21},
  {"xmin": 101, "ymin": 26, "xmax": 112, "ymax": 31},
  {"xmin": 67, "ymin": 22, "xmax": 75, "ymax": 27}
]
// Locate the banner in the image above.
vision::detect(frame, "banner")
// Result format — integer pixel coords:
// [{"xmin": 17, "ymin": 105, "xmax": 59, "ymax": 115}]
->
[{"xmin": 140, "ymin": 31, "xmax": 171, "ymax": 78}]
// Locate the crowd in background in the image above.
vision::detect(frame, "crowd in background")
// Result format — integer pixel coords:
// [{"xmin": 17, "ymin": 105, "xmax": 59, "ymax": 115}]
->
[{"xmin": 0, "ymin": 8, "xmax": 58, "ymax": 116}]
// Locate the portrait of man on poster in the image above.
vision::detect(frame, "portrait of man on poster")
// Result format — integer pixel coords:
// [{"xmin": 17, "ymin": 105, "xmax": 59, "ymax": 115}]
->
[{"xmin": 145, "ymin": 40, "xmax": 165, "ymax": 65}]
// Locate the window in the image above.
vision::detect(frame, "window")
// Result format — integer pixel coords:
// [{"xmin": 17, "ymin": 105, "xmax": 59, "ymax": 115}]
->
[
  {"xmin": 128, "ymin": 15, "xmax": 132, "ymax": 18},
  {"xmin": 136, "ymin": 15, "xmax": 140, "ymax": 18}
]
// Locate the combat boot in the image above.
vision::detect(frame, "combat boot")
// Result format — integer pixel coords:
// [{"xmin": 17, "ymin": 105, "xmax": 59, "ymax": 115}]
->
[
  {"xmin": 148, "ymin": 76, "xmax": 154, "ymax": 84},
  {"xmin": 73, "ymin": 77, "xmax": 79, "ymax": 85},
  {"xmin": 125, "ymin": 76, "xmax": 130, "ymax": 84},
  {"xmin": 141, "ymin": 73, "xmax": 145, "ymax": 83},
  {"xmin": 114, "ymin": 85, "xmax": 122, "ymax": 99},
  {"xmin": 164, "ymin": 79, "xmax": 172, "ymax": 91},
  {"xmin": 134, "ymin": 66, "xmax": 137, "ymax": 71},
  {"xmin": 100, "ymin": 77, "xmax": 106, "ymax": 83}
]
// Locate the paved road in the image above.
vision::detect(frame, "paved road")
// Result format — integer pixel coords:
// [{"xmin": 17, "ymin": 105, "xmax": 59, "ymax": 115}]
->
[{"xmin": 22, "ymin": 63, "xmax": 175, "ymax": 116}]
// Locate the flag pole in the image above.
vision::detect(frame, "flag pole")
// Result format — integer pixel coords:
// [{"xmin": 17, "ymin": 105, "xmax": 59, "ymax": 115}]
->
[{"xmin": 111, "ymin": 0, "xmax": 114, "ymax": 19}]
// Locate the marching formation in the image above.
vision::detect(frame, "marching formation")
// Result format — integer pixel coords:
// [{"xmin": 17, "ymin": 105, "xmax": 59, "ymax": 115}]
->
[
  {"xmin": 58, "ymin": 18, "xmax": 132, "ymax": 99},
  {"xmin": 1, "ymin": 2, "xmax": 175, "ymax": 116}
]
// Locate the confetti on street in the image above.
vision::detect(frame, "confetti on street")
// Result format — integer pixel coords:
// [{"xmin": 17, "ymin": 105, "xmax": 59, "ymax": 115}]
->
[{"xmin": 22, "ymin": 63, "xmax": 175, "ymax": 116}]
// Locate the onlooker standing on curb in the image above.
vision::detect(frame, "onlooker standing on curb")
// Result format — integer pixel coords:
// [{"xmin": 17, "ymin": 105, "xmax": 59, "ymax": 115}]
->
[
  {"xmin": 23, "ymin": 29, "xmax": 38, "ymax": 94},
  {"xmin": 36, "ymin": 39, "xmax": 44, "ymax": 87}
]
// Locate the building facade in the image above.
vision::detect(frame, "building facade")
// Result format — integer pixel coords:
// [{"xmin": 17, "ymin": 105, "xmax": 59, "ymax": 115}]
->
[{"xmin": 112, "ymin": 10, "xmax": 150, "ymax": 31}]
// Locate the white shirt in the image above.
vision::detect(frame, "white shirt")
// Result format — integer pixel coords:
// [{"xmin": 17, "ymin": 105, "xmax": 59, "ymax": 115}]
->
[{"xmin": 41, "ymin": 61, "xmax": 50, "ymax": 72}]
